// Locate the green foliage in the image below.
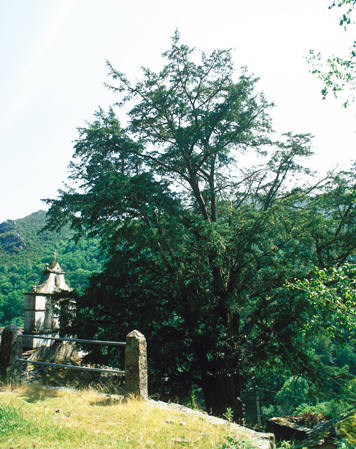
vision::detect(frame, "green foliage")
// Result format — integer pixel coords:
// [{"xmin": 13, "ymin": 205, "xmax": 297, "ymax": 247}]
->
[
  {"xmin": 330, "ymin": 1, "xmax": 356, "ymax": 27},
  {"xmin": 275, "ymin": 377, "xmax": 311, "ymax": 416},
  {"xmin": 308, "ymin": 1, "xmax": 356, "ymax": 106},
  {"xmin": 294, "ymin": 399, "xmax": 354, "ymax": 418},
  {"xmin": 223, "ymin": 408, "xmax": 235, "ymax": 422},
  {"xmin": 255, "ymin": 336, "xmax": 355, "ymax": 424},
  {"xmin": 291, "ymin": 264, "xmax": 356, "ymax": 340},
  {"xmin": 217, "ymin": 436, "xmax": 254, "ymax": 449},
  {"xmin": 308, "ymin": 47, "xmax": 356, "ymax": 107},
  {"xmin": 338, "ymin": 413, "xmax": 356, "ymax": 447},
  {"xmin": 46, "ymin": 33, "xmax": 356, "ymax": 420},
  {"xmin": 255, "ymin": 335, "xmax": 355, "ymax": 422},
  {"xmin": 0, "ymin": 210, "xmax": 103, "ymax": 326},
  {"xmin": 275, "ymin": 442, "xmax": 297, "ymax": 449}
]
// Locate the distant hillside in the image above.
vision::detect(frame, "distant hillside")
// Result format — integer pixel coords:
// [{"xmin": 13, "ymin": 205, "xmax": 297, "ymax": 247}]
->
[{"xmin": 0, "ymin": 210, "xmax": 103, "ymax": 327}]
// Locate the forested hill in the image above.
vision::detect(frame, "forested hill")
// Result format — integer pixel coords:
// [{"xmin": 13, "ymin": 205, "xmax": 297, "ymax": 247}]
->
[{"xmin": 0, "ymin": 210, "xmax": 103, "ymax": 327}]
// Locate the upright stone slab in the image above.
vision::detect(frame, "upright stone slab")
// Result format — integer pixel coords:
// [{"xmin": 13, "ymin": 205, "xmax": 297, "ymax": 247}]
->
[
  {"xmin": 125, "ymin": 330, "xmax": 148, "ymax": 399},
  {"xmin": 0, "ymin": 324, "xmax": 23, "ymax": 377}
]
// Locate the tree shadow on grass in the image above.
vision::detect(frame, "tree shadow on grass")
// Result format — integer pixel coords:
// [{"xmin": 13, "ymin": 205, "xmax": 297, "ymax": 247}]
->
[{"xmin": 20, "ymin": 382, "xmax": 61, "ymax": 403}]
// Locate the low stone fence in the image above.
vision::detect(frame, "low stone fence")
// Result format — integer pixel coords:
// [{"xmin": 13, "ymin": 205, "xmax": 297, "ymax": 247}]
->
[{"xmin": 0, "ymin": 324, "xmax": 148, "ymax": 399}]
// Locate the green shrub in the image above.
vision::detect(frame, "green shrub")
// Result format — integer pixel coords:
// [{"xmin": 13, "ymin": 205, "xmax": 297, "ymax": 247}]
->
[{"xmin": 294, "ymin": 399, "xmax": 353, "ymax": 418}]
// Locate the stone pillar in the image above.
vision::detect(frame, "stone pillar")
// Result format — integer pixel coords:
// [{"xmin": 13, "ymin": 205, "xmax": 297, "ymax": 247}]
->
[
  {"xmin": 125, "ymin": 330, "xmax": 148, "ymax": 399},
  {"xmin": 0, "ymin": 324, "xmax": 23, "ymax": 377}
]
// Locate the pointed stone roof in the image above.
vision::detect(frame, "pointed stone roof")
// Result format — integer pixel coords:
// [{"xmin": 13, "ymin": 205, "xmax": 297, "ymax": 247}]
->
[{"xmin": 28, "ymin": 253, "xmax": 71, "ymax": 295}]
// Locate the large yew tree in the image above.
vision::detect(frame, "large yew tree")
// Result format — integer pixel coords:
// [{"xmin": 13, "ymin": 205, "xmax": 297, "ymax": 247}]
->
[{"xmin": 46, "ymin": 33, "xmax": 356, "ymax": 420}]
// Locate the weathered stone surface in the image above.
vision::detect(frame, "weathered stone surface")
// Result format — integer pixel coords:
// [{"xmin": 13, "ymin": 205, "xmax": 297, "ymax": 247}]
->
[
  {"xmin": 125, "ymin": 330, "xmax": 148, "ymax": 399},
  {"xmin": 149, "ymin": 400, "xmax": 275, "ymax": 449},
  {"xmin": 28, "ymin": 341, "xmax": 79, "ymax": 363},
  {"xmin": 302, "ymin": 413, "xmax": 354, "ymax": 448},
  {"xmin": 0, "ymin": 231, "xmax": 26, "ymax": 251},
  {"xmin": 29, "ymin": 259, "xmax": 71, "ymax": 295},
  {"xmin": 0, "ymin": 219, "xmax": 16, "ymax": 233},
  {"xmin": 0, "ymin": 219, "xmax": 26, "ymax": 251},
  {"xmin": 267, "ymin": 413, "xmax": 355, "ymax": 448},
  {"xmin": 23, "ymin": 257, "xmax": 72, "ymax": 348},
  {"xmin": 0, "ymin": 324, "xmax": 23, "ymax": 376},
  {"xmin": 266, "ymin": 417, "xmax": 312, "ymax": 441}
]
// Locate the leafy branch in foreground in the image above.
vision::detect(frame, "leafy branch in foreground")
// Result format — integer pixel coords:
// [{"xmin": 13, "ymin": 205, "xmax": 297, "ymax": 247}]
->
[
  {"xmin": 308, "ymin": 0, "xmax": 356, "ymax": 106},
  {"xmin": 290, "ymin": 263, "xmax": 356, "ymax": 341}
]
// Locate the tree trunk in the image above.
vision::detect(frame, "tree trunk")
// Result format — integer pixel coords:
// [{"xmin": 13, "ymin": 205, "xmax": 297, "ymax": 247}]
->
[{"xmin": 201, "ymin": 371, "xmax": 243, "ymax": 421}]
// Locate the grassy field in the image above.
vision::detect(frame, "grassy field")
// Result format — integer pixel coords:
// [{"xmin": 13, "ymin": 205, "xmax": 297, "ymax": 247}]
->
[
  {"xmin": 0, "ymin": 383, "xmax": 256, "ymax": 449},
  {"xmin": 1, "ymin": 383, "xmax": 354, "ymax": 449}
]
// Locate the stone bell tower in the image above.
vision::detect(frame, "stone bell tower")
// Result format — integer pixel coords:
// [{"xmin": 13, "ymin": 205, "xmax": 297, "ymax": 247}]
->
[{"xmin": 23, "ymin": 253, "xmax": 72, "ymax": 348}]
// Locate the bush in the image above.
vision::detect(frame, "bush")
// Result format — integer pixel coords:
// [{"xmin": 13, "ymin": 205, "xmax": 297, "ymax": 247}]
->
[{"xmin": 294, "ymin": 399, "xmax": 353, "ymax": 418}]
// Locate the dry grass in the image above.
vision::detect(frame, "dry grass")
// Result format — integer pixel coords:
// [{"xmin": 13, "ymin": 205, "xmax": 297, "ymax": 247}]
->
[{"xmin": 0, "ymin": 383, "xmax": 254, "ymax": 449}]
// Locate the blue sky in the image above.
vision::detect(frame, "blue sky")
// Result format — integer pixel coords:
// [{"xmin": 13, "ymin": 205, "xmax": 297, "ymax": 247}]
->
[{"xmin": 1, "ymin": 0, "xmax": 355, "ymax": 222}]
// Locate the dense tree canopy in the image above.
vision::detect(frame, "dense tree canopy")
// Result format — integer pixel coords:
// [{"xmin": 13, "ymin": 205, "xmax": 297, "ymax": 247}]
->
[{"xmin": 46, "ymin": 33, "xmax": 356, "ymax": 420}]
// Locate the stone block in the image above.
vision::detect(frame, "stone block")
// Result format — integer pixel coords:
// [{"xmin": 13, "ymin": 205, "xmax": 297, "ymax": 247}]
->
[
  {"xmin": 125, "ymin": 330, "xmax": 148, "ymax": 399},
  {"xmin": 0, "ymin": 324, "xmax": 23, "ymax": 377}
]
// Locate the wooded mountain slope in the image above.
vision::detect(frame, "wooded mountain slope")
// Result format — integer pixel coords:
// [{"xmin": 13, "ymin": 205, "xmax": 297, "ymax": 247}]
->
[{"xmin": 0, "ymin": 210, "xmax": 103, "ymax": 327}]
